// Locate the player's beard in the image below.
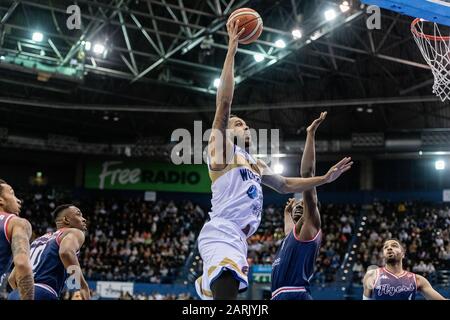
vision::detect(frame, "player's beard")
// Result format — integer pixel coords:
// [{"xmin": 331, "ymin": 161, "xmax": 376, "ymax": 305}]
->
[
  {"xmin": 385, "ymin": 257, "xmax": 396, "ymax": 264},
  {"xmin": 385, "ymin": 254, "xmax": 401, "ymax": 265}
]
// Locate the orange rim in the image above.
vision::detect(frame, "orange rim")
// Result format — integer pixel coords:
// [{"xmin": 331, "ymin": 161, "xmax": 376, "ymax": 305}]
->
[{"xmin": 411, "ymin": 18, "xmax": 450, "ymax": 41}]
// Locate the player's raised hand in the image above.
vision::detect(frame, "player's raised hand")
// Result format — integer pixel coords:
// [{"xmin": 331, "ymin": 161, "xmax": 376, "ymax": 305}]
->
[
  {"xmin": 306, "ymin": 111, "xmax": 327, "ymax": 134},
  {"xmin": 226, "ymin": 19, "xmax": 245, "ymax": 55},
  {"xmin": 284, "ymin": 198, "xmax": 296, "ymax": 214},
  {"xmin": 324, "ymin": 157, "xmax": 353, "ymax": 183}
]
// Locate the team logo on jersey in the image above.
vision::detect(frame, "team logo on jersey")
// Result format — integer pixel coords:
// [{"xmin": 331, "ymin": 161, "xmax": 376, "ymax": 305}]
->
[
  {"xmin": 247, "ymin": 185, "xmax": 258, "ymax": 199},
  {"xmin": 375, "ymin": 283, "xmax": 415, "ymax": 296}
]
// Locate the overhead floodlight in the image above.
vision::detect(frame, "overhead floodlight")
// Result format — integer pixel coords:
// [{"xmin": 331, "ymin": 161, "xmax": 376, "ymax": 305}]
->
[
  {"xmin": 273, "ymin": 163, "xmax": 284, "ymax": 174},
  {"xmin": 32, "ymin": 32, "xmax": 44, "ymax": 42},
  {"xmin": 254, "ymin": 53, "xmax": 265, "ymax": 62},
  {"xmin": 93, "ymin": 43, "xmax": 105, "ymax": 55},
  {"xmin": 213, "ymin": 78, "xmax": 221, "ymax": 88},
  {"xmin": 275, "ymin": 39, "xmax": 286, "ymax": 48},
  {"xmin": 340, "ymin": 1, "xmax": 351, "ymax": 13},
  {"xmin": 435, "ymin": 160, "xmax": 446, "ymax": 170},
  {"xmin": 324, "ymin": 9, "xmax": 337, "ymax": 21},
  {"xmin": 292, "ymin": 29, "xmax": 302, "ymax": 39}
]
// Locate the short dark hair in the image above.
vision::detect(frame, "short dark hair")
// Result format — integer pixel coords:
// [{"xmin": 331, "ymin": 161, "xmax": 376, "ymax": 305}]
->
[
  {"xmin": 0, "ymin": 179, "xmax": 7, "ymax": 196},
  {"xmin": 53, "ymin": 204, "xmax": 74, "ymax": 221}
]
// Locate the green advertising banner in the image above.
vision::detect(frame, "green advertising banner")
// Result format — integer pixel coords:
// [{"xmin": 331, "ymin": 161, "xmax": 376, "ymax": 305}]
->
[{"xmin": 85, "ymin": 161, "xmax": 211, "ymax": 193}]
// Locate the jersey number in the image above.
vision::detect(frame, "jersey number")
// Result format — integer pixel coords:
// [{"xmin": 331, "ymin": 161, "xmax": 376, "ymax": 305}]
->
[{"xmin": 30, "ymin": 244, "xmax": 47, "ymax": 270}]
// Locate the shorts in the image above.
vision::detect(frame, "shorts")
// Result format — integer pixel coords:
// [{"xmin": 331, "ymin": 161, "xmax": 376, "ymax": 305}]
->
[
  {"xmin": 195, "ymin": 218, "xmax": 249, "ymax": 300},
  {"xmin": 8, "ymin": 283, "xmax": 59, "ymax": 300},
  {"xmin": 271, "ymin": 286, "xmax": 313, "ymax": 300}
]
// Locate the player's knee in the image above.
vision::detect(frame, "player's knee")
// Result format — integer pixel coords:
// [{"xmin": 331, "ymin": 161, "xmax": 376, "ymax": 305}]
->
[{"xmin": 211, "ymin": 270, "xmax": 239, "ymax": 300}]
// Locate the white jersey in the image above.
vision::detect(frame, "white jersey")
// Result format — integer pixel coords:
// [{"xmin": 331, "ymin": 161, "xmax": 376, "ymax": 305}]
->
[{"xmin": 207, "ymin": 145, "xmax": 263, "ymax": 237}]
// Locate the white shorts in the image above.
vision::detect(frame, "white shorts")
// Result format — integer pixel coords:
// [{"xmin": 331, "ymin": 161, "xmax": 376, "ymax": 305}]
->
[{"xmin": 195, "ymin": 217, "xmax": 249, "ymax": 300}]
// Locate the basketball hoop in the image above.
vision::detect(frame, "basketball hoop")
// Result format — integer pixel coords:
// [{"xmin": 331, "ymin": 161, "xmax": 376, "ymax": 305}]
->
[{"xmin": 411, "ymin": 18, "xmax": 450, "ymax": 102}]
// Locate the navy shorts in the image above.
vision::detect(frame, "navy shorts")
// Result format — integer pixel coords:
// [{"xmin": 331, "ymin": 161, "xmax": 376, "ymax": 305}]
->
[
  {"xmin": 271, "ymin": 291, "xmax": 313, "ymax": 300},
  {"xmin": 8, "ymin": 285, "xmax": 58, "ymax": 300}
]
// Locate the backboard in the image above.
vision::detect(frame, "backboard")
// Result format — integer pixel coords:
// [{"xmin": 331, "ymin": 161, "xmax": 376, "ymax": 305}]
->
[{"xmin": 361, "ymin": 0, "xmax": 450, "ymax": 27}]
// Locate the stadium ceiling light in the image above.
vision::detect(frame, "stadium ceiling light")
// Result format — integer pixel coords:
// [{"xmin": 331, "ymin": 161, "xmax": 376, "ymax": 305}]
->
[
  {"xmin": 367, "ymin": 107, "xmax": 374, "ymax": 113},
  {"xmin": 85, "ymin": 41, "xmax": 92, "ymax": 51},
  {"xmin": 254, "ymin": 53, "xmax": 265, "ymax": 62},
  {"xmin": 356, "ymin": 107, "xmax": 364, "ymax": 112},
  {"xmin": 274, "ymin": 39, "xmax": 286, "ymax": 48},
  {"xmin": 324, "ymin": 9, "xmax": 337, "ymax": 21},
  {"xmin": 340, "ymin": 1, "xmax": 351, "ymax": 13},
  {"xmin": 32, "ymin": 32, "xmax": 44, "ymax": 42},
  {"xmin": 292, "ymin": 29, "xmax": 302, "ymax": 39},
  {"xmin": 435, "ymin": 160, "xmax": 446, "ymax": 170},
  {"xmin": 93, "ymin": 43, "xmax": 106, "ymax": 55},
  {"xmin": 273, "ymin": 163, "xmax": 284, "ymax": 174},
  {"xmin": 310, "ymin": 31, "xmax": 321, "ymax": 41},
  {"xmin": 0, "ymin": 56, "xmax": 5, "ymax": 60},
  {"xmin": 213, "ymin": 78, "xmax": 221, "ymax": 88}
]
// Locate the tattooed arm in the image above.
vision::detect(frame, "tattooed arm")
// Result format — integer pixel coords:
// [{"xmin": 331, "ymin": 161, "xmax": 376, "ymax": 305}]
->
[
  {"xmin": 8, "ymin": 218, "xmax": 34, "ymax": 300},
  {"xmin": 8, "ymin": 267, "xmax": 17, "ymax": 289},
  {"xmin": 59, "ymin": 228, "xmax": 90, "ymax": 300},
  {"xmin": 208, "ymin": 18, "xmax": 245, "ymax": 170}
]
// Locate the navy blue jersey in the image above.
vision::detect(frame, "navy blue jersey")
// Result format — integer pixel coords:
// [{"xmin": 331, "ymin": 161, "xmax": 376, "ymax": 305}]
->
[
  {"xmin": 0, "ymin": 213, "xmax": 14, "ymax": 281},
  {"xmin": 30, "ymin": 229, "xmax": 69, "ymax": 297},
  {"xmin": 371, "ymin": 267, "xmax": 417, "ymax": 300},
  {"xmin": 271, "ymin": 229, "xmax": 321, "ymax": 299}
]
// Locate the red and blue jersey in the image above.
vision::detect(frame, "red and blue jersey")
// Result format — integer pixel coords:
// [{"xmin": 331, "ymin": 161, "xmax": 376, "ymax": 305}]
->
[
  {"xmin": 30, "ymin": 229, "xmax": 71, "ymax": 298},
  {"xmin": 271, "ymin": 228, "xmax": 321, "ymax": 299},
  {"xmin": 371, "ymin": 267, "xmax": 417, "ymax": 300},
  {"xmin": 0, "ymin": 213, "xmax": 14, "ymax": 280}
]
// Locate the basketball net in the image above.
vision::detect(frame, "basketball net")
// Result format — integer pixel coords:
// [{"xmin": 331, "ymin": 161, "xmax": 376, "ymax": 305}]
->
[{"xmin": 411, "ymin": 18, "xmax": 450, "ymax": 102}]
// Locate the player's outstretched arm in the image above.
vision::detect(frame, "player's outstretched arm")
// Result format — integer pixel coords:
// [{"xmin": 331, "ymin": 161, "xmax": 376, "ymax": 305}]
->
[
  {"xmin": 8, "ymin": 218, "xmax": 34, "ymax": 300},
  {"xmin": 362, "ymin": 269, "xmax": 376, "ymax": 300},
  {"xmin": 59, "ymin": 228, "xmax": 90, "ymax": 300},
  {"xmin": 209, "ymin": 19, "xmax": 245, "ymax": 170},
  {"xmin": 299, "ymin": 112, "xmax": 327, "ymax": 230},
  {"xmin": 283, "ymin": 198, "xmax": 296, "ymax": 236},
  {"xmin": 416, "ymin": 274, "xmax": 447, "ymax": 300},
  {"xmin": 260, "ymin": 157, "xmax": 353, "ymax": 194}
]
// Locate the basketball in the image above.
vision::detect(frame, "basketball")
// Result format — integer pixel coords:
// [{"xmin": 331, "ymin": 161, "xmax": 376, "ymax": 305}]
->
[{"xmin": 227, "ymin": 8, "xmax": 263, "ymax": 44}]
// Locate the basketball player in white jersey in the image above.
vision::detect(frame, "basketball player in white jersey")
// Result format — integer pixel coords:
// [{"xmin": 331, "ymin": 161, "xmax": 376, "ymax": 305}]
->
[
  {"xmin": 195, "ymin": 18, "xmax": 353, "ymax": 300},
  {"xmin": 363, "ymin": 239, "xmax": 446, "ymax": 300}
]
